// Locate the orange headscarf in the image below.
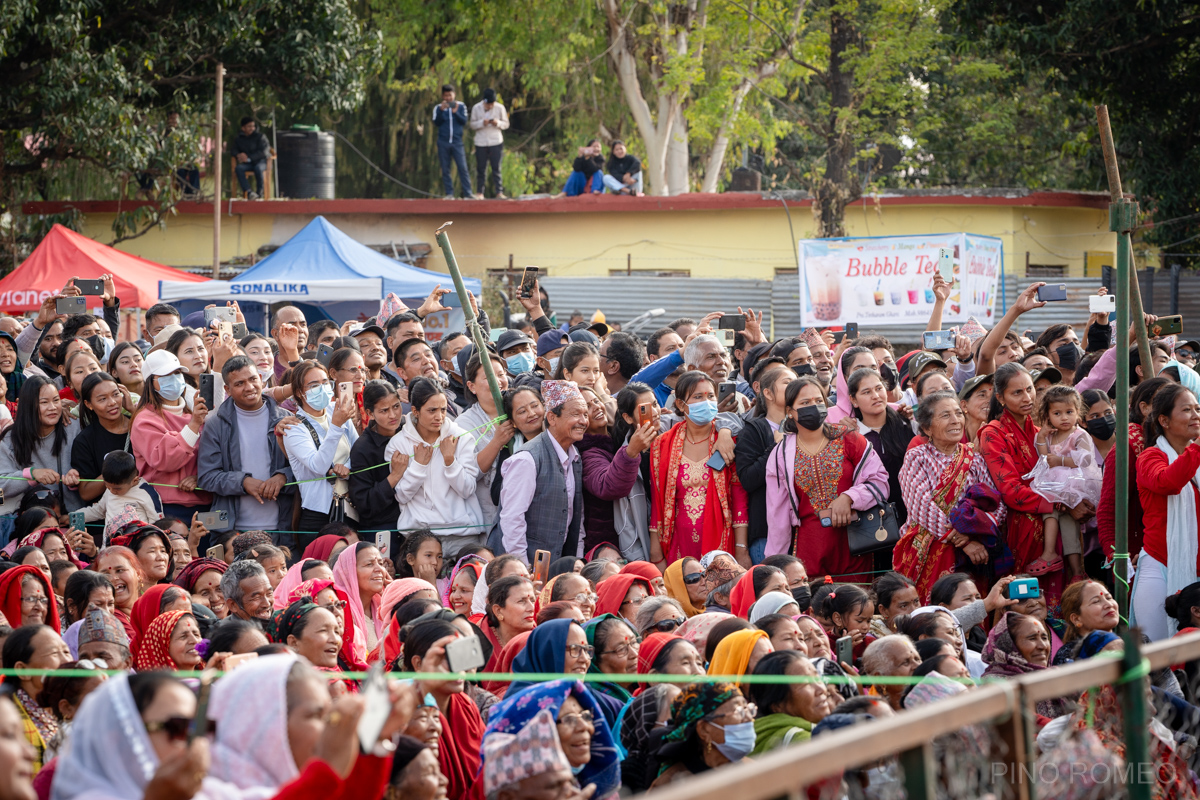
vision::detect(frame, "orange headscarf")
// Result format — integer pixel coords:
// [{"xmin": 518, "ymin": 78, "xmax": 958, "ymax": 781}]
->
[{"xmin": 663, "ymin": 559, "xmax": 704, "ymax": 617}]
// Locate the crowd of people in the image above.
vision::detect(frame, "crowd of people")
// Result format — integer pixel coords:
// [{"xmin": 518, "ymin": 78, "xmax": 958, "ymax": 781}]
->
[{"xmin": 1, "ymin": 267, "xmax": 1200, "ymax": 800}]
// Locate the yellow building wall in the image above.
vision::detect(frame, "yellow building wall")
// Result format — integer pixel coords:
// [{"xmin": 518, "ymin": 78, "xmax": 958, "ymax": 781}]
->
[{"xmin": 72, "ymin": 200, "xmax": 1117, "ymax": 280}]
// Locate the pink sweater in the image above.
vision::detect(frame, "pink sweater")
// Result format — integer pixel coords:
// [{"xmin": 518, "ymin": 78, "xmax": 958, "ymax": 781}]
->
[{"xmin": 130, "ymin": 408, "xmax": 211, "ymax": 507}]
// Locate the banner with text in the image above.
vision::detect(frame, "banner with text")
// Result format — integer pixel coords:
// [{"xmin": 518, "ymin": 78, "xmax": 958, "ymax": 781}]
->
[{"xmin": 797, "ymin": 233, "xmax": 1002, "ymax": 327}]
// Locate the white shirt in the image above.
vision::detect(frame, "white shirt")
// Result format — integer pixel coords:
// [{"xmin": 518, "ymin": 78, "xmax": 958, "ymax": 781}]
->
[{"xmin": 283, "ymin": 407, "xmax": 358, "ymax": 514}]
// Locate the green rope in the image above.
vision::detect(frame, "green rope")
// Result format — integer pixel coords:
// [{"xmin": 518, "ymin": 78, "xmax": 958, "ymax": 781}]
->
[{"xmin": 1115, "ymin": 656, "xmax": 1151, "ymax": 685}]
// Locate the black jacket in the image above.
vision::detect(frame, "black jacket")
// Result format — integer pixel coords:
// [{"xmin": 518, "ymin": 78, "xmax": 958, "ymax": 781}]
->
[
  {"xmin": 232, "ymin": 131, "xmax": 271, "ymax": 164},
  {"xmin": 349, "ymin": 424, "xmax": 400, "ymax": 532},
  {"xmin": 573, "ymin": 154, "xmax": 605, "ymax": 177},
  {"xmin": 734, "ymin": 416, "xmax": 776, "ymax": 545}
]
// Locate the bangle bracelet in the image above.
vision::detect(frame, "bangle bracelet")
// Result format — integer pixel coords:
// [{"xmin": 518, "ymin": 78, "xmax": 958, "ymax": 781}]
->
[{"xmin": 735, "ymin": 544, "xmax": 748, "ymax": 549}]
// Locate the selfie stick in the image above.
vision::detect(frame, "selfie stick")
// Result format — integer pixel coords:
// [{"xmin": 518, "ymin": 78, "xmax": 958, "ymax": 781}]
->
[{"xmin": 435, "ymin": 222, "xmax": 505, "ymax": 412}]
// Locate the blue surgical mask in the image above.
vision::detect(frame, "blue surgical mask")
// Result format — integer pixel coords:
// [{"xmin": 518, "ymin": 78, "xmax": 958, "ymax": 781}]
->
[
  {"xmin": 305, "ymin": 383, "xmax": 333, "ymax": 412},
  {"xmin": 687, "ymin": 399, "xmax": 719, "ymax": 426},
  {"xmin": 507, "ymin": 352, "xmax": 535, "ymax": 375},
  {"xmin": 156, "ymin": 373, "xmax": 186, "ymax": 402},
  {"xmin": 713, "ymin": 721, "xmax": 755, "ymax": 761},
  {"xmin": 548, "ymin": 357, "xmax": 560, "ymax": 374}
]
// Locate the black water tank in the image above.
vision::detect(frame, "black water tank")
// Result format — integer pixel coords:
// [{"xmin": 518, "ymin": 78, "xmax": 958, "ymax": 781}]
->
[{"xmin": 277, "ymin": 128, "xmax": 335, "ymax": 199}]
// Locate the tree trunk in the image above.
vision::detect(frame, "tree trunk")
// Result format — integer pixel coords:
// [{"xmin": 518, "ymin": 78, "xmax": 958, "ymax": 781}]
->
[
  {"xmin": 817, "ymin": 10, "xmax": 856, "ymax": 238},
  {"xmin": 666, "ymin": 105, "xmax": 690, "ymax": 194}
]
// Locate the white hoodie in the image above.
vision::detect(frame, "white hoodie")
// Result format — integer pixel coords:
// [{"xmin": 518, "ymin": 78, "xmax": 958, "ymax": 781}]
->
[{"xmin": 383, "ymin": 414, "xmax": 486, "ymax": 542}]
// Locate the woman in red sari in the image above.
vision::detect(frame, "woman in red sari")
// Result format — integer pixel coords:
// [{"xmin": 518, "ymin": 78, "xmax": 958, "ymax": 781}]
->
[
  {"xmin": 979, "ymin": 364, "xmax": 1089, "ymax": 610},
  {"xmin": 894, "ymin": 391, "xmax": 1005, "ymax": 601},
  {"xmin": 649, "ymin": 371, "xmax": 748, "ymax": 568}
]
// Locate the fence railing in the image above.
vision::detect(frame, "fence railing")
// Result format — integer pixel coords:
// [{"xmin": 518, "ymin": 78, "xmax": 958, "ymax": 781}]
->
[{"xmin": 639, "ymin": 629, "xmax": 1200, "ymax": 800}]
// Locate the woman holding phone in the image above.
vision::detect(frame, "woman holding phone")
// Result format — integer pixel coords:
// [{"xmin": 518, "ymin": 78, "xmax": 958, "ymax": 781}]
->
[{"xmin": 283, "ymin": 361, "xmax": 360, "ymax": 531}]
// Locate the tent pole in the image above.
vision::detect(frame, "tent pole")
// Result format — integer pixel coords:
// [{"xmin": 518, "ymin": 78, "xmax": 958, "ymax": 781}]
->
[
  {"xmin": 213, "ymin": 63, "xmax": 224, "ymax": 280},
  {"xmin": 434, "ymin": 222, "xmax": 504, "ymax": 412}
]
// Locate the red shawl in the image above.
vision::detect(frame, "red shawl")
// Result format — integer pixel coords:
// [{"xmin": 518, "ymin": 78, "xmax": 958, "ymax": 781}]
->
[
  {"xmin": 649, "ymin": 421, "xmax": 737, "ymax": 557},
  {"xmin": 594, "ymin": 574, "xmax": 651, "ymax": 619},
  {"xmin": 0, "ymin": 565, "xmax": 60, "ymax": 633},
  {"xmin": 438, "ymin": 691, "xmax": 485, "ymax": 800},
  {"xmin": 490, "ymin": 631, "xmax": 532, "ymax": 700},
  {"xmin": 302, "ymin": 534, "xmax": 348, "ymax": 562},
  {"xmin": 130, "ymin": 585, "xmax": 171, "ymax": 659},
  {"xmin": 619, "ymin": 561, "xmax": 662, "ymax": 585},
  {"xmin": 729, "ymin": 566, "xmax": 771, "ymax": 620},
  {"xmin": 479, "ymin": 621, "xmax": 507, "ymax": 696}
]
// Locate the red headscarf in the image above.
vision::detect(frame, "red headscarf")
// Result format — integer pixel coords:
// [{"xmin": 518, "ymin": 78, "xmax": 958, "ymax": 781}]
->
[
  {"xmin": 0, "ymin": 565, "xmax": 60, "ymax": 633},
  {"xmin": 173, "ymin": 557, "xmax": 228, "ymax": 592},
  {"xmin": 133, "ymin": 610, "xmax": 194, "ymax": 671},
  {"xmin": 620, "ymin": 561, "xmax": 662, "ymax": 585},
  {"xmin": 593, "ymin": 574, "xmax": 651, "ymax": 620},
  {"xmin": 17, "ymin": 529, "xmax": 85, "ymax": 568},
  {"xmin": 636, "ymin": 632, "xmax": 683, "ymax": 694},
  {"xmin": 490, "ymin": 631, "xmax": 531, "ymax": 700},
  {"xmin": 303, "ymin": 534, "xmax": 348, "ymax": 562},
  {"xmin": 730, "ymin": 566, "xmax": 770, "ymax": 620},
  {"xmin": 288, "ymin": 578, "xmax": 368, "ymax": 672},
  {"xmin": 130, "ymin": 585, "xmax": 171, "ymax": 658}
]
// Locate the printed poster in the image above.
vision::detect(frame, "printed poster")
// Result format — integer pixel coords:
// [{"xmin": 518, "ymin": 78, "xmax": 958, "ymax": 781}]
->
[{"xmin": 798, "ymin": 233, "xmax": 1002, "ymax": 327}]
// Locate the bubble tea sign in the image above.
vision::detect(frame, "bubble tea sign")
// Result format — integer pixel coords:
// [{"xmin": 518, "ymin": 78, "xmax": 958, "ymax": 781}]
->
[{"xmin": 798, "ymin": 233, "xmax": 1002, "ymax": 327}]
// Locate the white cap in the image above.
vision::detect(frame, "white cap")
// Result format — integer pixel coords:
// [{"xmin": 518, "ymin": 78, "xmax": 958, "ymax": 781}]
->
[
  {"xmin": 143, "ymin": 350, "xmax": 184, "ymax": 378},
  {"xmin": 153, "ymin": 324, "xmax": 183, "ymax": 346}
]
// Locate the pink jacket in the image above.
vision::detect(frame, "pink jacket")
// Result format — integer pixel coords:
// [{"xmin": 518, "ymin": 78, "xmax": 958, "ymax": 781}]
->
[{"xmin": 130, "ymin": 408, "xmax": 211, "ymax": 507}]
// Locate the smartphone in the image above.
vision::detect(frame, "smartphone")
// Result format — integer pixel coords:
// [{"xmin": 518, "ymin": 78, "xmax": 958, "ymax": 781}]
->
[
  {"xmin": 520, "ymin": 266, "xmax": 540, "ymax": 299},
  {"xmin": 357, "ymin": 661, "xmax": 390, "ymax": 753},
  {"xmin": 375, "ymin": 530, "xmax": 390, "ymax": 559},
  {"xmin": 718, "ymin": 381, "xmax": 736, "ymax": 404},
  {"xmin": 198, "ymin": 510, "xmax": 230, "ymax": 531},
  {"xmin": 819, "ymin": 508, "xmax": 858, "ymax": 527},
  {"xmin": 1153, "ymin": 315, "xmax": 1184, "ymax": 337},
  {"xmin": 1036, "ymin": 284, "xmax": 1068, "ymax": 302},
  {"xmin": 56, "ymin": 297, "xmax": 86, "ymax": 315},
  {"xmin": 937, "ymin": 248, "xmax": 954, "ymax": 283},
  {"xmin": 445, "ymin": 634, "xmax": 486, "ymax": 674},
  {"xmin": 216, "ymin": 320, "xmax": 233, "ymax": 339},
  {"xmin": 706, "ymin": 450, "xmax": 726, "ymax": 471},
  {"xmin": 316, "ymin": 343, "xmax": 334, "ymax": 367},
  {"xmin": 831, "ymin": 330, "xmax": 847, "ymax": 344},
  {"xmin": 1089, "ymin": 295, "xmax": 1116, "ymax": 314},
  {"xmin": 718, "ymin": 314, "xmax": 747, "ymax": 331},
  {"xmin": 716, "ymin": 328, "xmax": 736, "ymax": 347},
  {"xmin": 339, "ymin": 382, "xmax": 353, "ymax": 396},
  {"xmin": 188, "ymin": 670, "xmax": 216, "ymax": 743},
  {"xmin": 68, "ymin": 510, "xmax": 86, "ymax": 532},
  {"xmin": 636, "ymin": 402, "xmax": 653, "ymax": 427},
  {"xmin": 205, "ymin": 544, "xmax": 225, "ymax": 560},
  {"xmin": 74, "ymin": 278, "xmax": 104, "ymax": 296},
  {"xmin": 835, "ymin": 635, "xmax": 854, "ymax": 666},
  {"xmin": 231, "ymin": 321, "xmax": 248, "ymax": 339},
  {"xmin": 203, "ymin": 306, "xmax": 236, "ymax": 324},
  {"xmin": 198, "ymin": 373, "xmax": 215, "ymax": 409},
  {"xmin": 533, "ymin": 549, "xmax": 551, "ymax": 585},
  {"xmin": 224, "ymin": 652, "xmax": 259, "ymax": 671},
  {"xmin": 923, "ymin": 330, "xmax": 956, "ymax": 351},
  {"xmin": 1008, "ymin": 577, "xmax": 1041, "ymax": 601},
  {"xmin": 844, "ymin": 322, "xmax": 858, "ymax": 340}
]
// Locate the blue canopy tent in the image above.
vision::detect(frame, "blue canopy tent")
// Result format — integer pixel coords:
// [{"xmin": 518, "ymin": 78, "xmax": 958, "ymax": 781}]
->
[{"xmin": 159, "ymin": 216, "xmax": 481, "ymax": 337}]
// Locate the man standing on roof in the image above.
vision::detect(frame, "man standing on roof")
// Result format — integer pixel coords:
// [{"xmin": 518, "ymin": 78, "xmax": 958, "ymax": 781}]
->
[
  {"xmin": 470, "ymin": 88, "xmax": 509, "ymax": 199},
  {"xmin": 434, "ymin": 84, "xmax": 473, "ymax": 200}
]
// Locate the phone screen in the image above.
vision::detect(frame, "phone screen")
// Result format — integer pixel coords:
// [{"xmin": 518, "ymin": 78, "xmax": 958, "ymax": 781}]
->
[
  {"xmin": 357, "ymin": 661, "xmax": 390, "ymax": 753},
  {"xmin": 520, "ymin": 267, "xmax": 539, "ymax": 298}
]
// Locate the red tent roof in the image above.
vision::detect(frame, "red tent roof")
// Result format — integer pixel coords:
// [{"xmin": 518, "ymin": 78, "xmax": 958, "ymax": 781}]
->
[{"xmin": 0, "ymin": 224, "xmax": 206, "ymax": 312}]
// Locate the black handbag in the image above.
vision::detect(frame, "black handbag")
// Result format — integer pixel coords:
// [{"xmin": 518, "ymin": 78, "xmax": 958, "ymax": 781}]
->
[{"xmin": 845, "ymin": 444, "xmax": 902, "ymax": 556}]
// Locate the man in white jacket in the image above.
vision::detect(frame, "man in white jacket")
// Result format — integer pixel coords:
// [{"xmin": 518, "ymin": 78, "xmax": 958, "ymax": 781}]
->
[{"xmin": 469, "ymin": 88, "xmax": 509, "ymax": 199}]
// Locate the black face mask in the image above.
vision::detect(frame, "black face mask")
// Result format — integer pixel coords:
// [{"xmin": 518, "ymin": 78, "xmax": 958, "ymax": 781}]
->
[
  {"xmin": 795, "ymin": 404, "xmax": 827, "ymax": 431},
  {"xmin": 1057, "ymin": 342, "xmax": 1084, "ymax": 371},
  {"xmin": 880, "ymin": 362, "xmax": 898, "ymax": 392},
  {"xmin": 791, "ymin": 584, "xmax": 812, "ymax": 611},
  {"xmin": 794, "ymin": 363, "xmax": 816, "ymax": 377},
  {"xmin": 1085, "ymin": 414, "xmax": 1116, "ymax": 441}
]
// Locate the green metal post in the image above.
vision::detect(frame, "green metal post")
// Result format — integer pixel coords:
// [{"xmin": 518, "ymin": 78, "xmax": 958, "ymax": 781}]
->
[
  {"xmin": 1119, "ymin": 628, "xmax": 1151, "ymax": 800},
  {"xmin": 434, "ymin": 222, "xmax": 505, "ymax": 413}
]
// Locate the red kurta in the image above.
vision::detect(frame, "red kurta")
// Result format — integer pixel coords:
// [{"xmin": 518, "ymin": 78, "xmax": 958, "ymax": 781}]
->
[{"xmin": 790, "ymin": 432, "xmax": 873, "ymax": 584}]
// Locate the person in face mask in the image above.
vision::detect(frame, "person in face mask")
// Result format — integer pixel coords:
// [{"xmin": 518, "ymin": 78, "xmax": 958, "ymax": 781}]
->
[
  {"xmin": 763, "ymin": 376, "xmax": 890, "ymax": 585},
  {"xmin": 647, "ymin": 371, "xmax": 749, "ymax": 569},
  {"xmin": 129, "ymin": 350, "xmax": 212, "ymax": 522},
  {"xmin": 282, "ymin": 361, "xmax": 360, "ymax": 531},
  {"xmin": 651, "ymin": 682, "xmax": 755, "ymax": 787},
  {"xmin": 498, "ymin": 329, "xmax": 538, "ymax": 376},
  {"xmin": 1080, "ymin": 389, "xmax": 1116, "ymax": 462}
]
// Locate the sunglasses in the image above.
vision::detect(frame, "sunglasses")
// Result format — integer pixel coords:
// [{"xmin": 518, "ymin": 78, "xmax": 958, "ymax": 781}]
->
[
  {"xmin": 682, "ymin": 572, "xmax": 704, "ymax": 586},
  {"xmin": 645, "ymin": 617, "xmax": 686, "ymax": 634},
  {"xmin": 145, "ymin": 716, "xmax": 218, "ymax": 742}
]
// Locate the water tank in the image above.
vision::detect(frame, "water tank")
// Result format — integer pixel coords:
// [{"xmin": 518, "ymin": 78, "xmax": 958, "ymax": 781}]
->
[{"xmin": 276, "ymin": 127, "xmax": 335, "ymax": 199}]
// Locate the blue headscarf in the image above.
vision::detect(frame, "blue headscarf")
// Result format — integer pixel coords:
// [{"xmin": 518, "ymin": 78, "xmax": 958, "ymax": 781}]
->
[
  {"xmin": 0, "ymin": 331, "xmax": 26, "ymax": 403},
  {"xmin": 1076, "ymin": 630, "xmax": 1121, "ymax": 661},
  {"xmin": 506, "ymin": 618, "xmax": 576, "ymax": 697},
  {"xmin": 484, "ymin": 679, "xmax": 621, "ymax": 798}
]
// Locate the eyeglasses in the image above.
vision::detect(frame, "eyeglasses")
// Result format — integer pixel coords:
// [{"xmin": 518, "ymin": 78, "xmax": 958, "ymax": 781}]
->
[
  {"xmin": 605, "ymin": 638, "xmax": 640, "ymax": 658},
  {"xmin": 621, "ymin": 595, "xmax": 647, "ymax": 609},
  {"xmin": 682, "ymin": 572, "xmax": 704, "ymax": 586},
  {"xmin": 321, "ymin": 599, "xmax": 348, "ymax": 613},
  {"xmin": 21, "ymin": 596, "xmax": 48, "ymax": 607},
  {"xmin": 145, "ymin": 716, "xmax": 218, "ymax": 741},
  {"xmin": 645, "ymin": 617, "xmax": 686, "ymax": 634},
  {"xmin": 709, "ymin": 703, "xmax": 757, "ymax": 724},
  {"xmin": 564, "ymin": 643, "xmax": 594, "ymax": 660},
  {"xmin": 558, "ymin": 710, "xmax": 594, "ymax": 731},
  {"xmin": 572, "ymin": 593, "xmax": 598, "ymax": 606}
]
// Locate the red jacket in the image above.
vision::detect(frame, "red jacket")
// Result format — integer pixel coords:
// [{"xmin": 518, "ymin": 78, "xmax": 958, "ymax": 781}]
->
[
  {"xmin": 1135, "ymin": 442, "xmax": 1200, "ymax": 572},
  {"xmin": 1098, "ymin": 426, "xmax": 1146, "ymax": 560},
  {"xmin": 275, "ymin": 754, "xmax": 391, "ymax": 800}
]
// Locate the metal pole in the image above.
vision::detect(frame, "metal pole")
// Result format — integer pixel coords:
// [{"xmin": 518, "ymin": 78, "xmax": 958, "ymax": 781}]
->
[
  {"xmin": 271, "ymin": 108, "xmax": 279, "ymax": 200},
  {"xmin": 1119, "ymin": 628, "xmax": 1152, "ymax": 800},
  {"xmin": 213, "ymin": 63, "xmax": 224, "ymax": 280},
  {"xmin": 434, "ymin": 222, "xmax": 504, "ymax": 412}
]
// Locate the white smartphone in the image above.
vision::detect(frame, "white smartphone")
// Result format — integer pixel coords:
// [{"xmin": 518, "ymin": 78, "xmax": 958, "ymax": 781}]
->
[
  {"xmin": 357, "ymin": 661, "xmax": 390, "ymax": 753},
  {"xmin": 1089, "ymin": 294, "xmax": 1116, "ymax": 313},
  {"xmin": 445, "ymin": 634, "xmax": 486, "ymax": 673},
  {"xmin": 339, "ymin": 382, "xmax": 352, "ymax": 396},
  {"xmin": 937, "ymin": 248, "xmax": 954, "ymax": 282},
  {"xmin": 375, "ymin": 530, "xmax": 390, "ymax": 559}
]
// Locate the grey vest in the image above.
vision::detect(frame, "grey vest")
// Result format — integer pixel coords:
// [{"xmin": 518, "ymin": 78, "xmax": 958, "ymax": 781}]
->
[{"xmin": 494, "ymin": 433, "xmax": 583, "ymax": 561}]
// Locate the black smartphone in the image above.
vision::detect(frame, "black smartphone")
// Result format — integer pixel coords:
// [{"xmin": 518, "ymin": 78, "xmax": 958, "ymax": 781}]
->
[
  {"xmin": 844, "ymin": 322, "xmax": 858, "ymax": 339},
  {"xmin": 199, "ymin": 373, "xmax": 215, "ymax": 409},
  {"xmin": 74, "ymin": 278, "xmax": 104, "ymax": 295},
  {"xmin": 1036, "ymin": 284, "xmax": 1068, "ymax": 302},
  {"xmin": 316, "ymin": 343, "xmax": 334, "ymax": 367},
  {"xmin": 831, "ymin": 330, "xmax": 847, "ymax": 344},
  {"xmin": 1152, "ymin": 315, "xmax": 1184, "ymax": 337},
  {"xmin": 718, "ymin": 381, "xmax": 736, "ymax": 404},
  {"xmin": 56, "ymin": 297, "xmax": 86, "ymax": 315},
  {"xmin": 231, "ymin": 322, "xmax": 248, "ymax": 339},
  {"xmin": 188, "ymin": 670, "xmax": 215, "ymax": 743},
  {"xmin": 718, "ymin": 314, "xmax": 747, "ymax": 331},
  {"xmin": 520, "ymin": 266, "xmax": 539, "ymax": 299}
]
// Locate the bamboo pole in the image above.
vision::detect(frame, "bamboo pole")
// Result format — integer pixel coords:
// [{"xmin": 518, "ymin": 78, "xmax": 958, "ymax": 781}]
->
[
  {"xmin": 434, "ymin": 222, "xmax": 504, "ymax": 412},
  {"xmin": 212, "ymin": 63, "xmax": 224, "ymax": 280}
]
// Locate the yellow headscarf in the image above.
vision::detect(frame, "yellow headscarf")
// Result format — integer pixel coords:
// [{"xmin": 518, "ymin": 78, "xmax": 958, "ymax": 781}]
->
[
  {"xmin": 663, "ymin": 559, "xmax": 705, "ymax": 617},
  {"xmin": 708, "ymin": 629, "xmax": 770, "ymax": 682}
]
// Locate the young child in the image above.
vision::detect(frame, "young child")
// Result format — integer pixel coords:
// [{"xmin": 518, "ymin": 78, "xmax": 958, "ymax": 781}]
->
[
  {"xmin": 1026, "ymin": 385, "xmax": 1104, "ymax": 581},
  {"xmin": 82, "ymin": 451, "xmax": 164, "ymax": 547}
]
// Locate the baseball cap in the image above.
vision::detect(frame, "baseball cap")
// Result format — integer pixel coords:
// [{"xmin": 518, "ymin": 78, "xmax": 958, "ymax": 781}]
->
[
  {"xmin": 907, "ymin": 352, "xmax": 948, "ymax": 383},
  {"xmin": 958, "ymin": 373, "xmax": 994, "ymax": 402},
  {"xmin": 1031, "ymin": 367, "xmax": 1063, "ymax": 386},
  {"xmin": 537, "ymin": 329, "xmax": 569, "ymax": 357},
  {"xmin": 351, "ymin": 324, "xmax": 386, "ymax": 341},
  {"xmin": 588, "ymin": 321, "xmax": 613, "ymax": 338},
  {"xmin": 495, "ymin": 329, "xmax": 535, "ymax": 354},
  {"xmin": 143, "ymin": 350, "xmax": 185, "ymax": 377},
  {"xmin": 568, "ymin": 329, "xmax": 600, "ymax": 346},
  {"xmin": 153, "ymin": 323, "xmax": 183, "ymax": 347}
]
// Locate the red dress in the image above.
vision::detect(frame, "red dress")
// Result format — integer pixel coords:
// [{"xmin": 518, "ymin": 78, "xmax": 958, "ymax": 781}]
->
[
  {"xmin": 1098, "ymin": 424, "xmax": 1146, "ymax": 561},
  {"xmin": 788, "ymin": 432, "xmax": 873, "ymax": 584}
]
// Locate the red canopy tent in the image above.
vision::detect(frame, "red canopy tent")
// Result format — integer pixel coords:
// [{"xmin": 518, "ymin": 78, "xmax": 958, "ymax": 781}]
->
[{"xmin": 0, "ymin": 224, "xmax": 205, "ymax": 313}]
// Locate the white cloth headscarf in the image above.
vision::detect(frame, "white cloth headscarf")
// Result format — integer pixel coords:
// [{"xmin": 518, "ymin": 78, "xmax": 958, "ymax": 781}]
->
[
  {"xmin": 207, "ymin": 653, "xmax": 301, "ymax": 791},
  {"xmin": 749, "ymin": 591, "xmax": 800, "ymax": 624},
  {"xmin": 1155, "ymin": 434, "xmax": 1200, "ymax": 634}
]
